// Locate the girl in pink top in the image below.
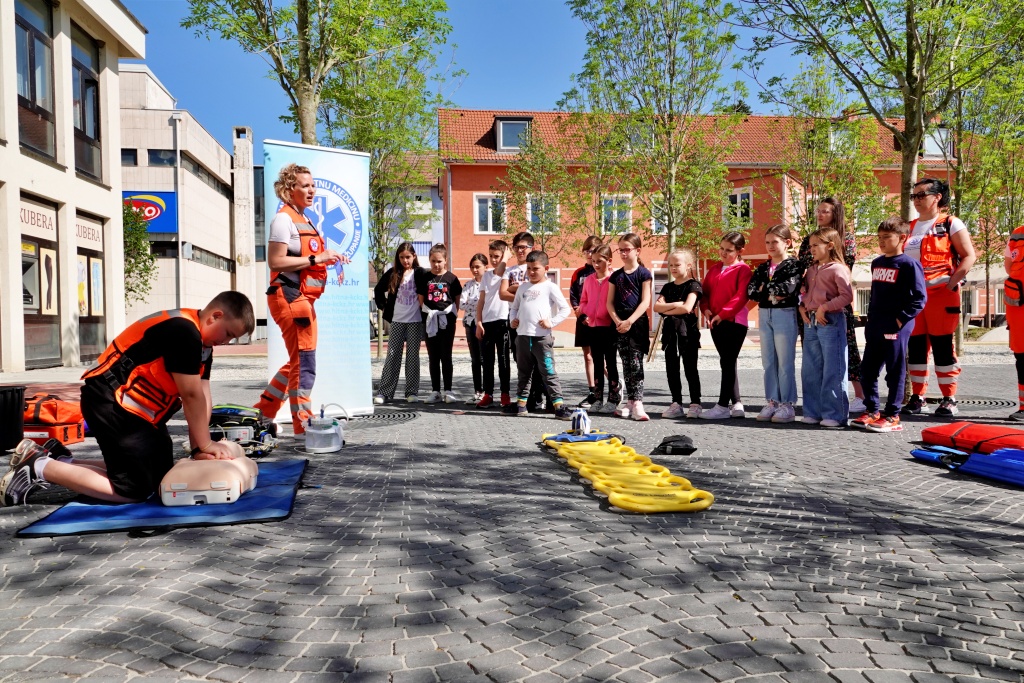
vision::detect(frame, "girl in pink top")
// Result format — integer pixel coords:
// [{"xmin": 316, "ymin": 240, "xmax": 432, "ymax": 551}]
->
[
  {"xmin": 700, "ymin": 231, "xmax": 753, "ymax": 420},
  {"xmin": 577, "ymin": 245, "xmax": 619, "ymax": 413}
]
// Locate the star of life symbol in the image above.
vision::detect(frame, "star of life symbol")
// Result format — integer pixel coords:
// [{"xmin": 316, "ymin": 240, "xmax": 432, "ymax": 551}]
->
[{"xmin": 276, "ymin": 177, "xmax": 362, "ymax": 281}]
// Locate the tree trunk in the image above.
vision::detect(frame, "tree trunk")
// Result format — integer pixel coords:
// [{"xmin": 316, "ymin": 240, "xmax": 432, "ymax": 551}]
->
[
  {"xmin": 899, "ymin": 140, "xmax": 920, "ymax": 220},
  {"xmin": 296, "ymin": 85, "xmax": 319, "ymax": 145}
]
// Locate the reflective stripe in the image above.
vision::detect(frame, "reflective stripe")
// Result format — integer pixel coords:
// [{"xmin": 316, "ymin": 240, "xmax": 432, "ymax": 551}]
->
[
  {"xmin": 926, "ymin": 275, "xmax": 950, "ymax": 287},
  {"xmin": 936, "ymin": 376, "xmax": 957, "ymax": 385},
  {"xmin": 304, "ymin": 277, "xmax": 327, "ymax": 288},
  {"xmin": 264, "ymin": 384, "xmax": 287, "ymax": 401},
  {"xmin": 121, "ymin": 394, "xmax": 159, "ymax": 421},
  {"xmin": 272, "ymin": 371, "xmax": 288, "ymax": 386},
  {"xmin": 1010, "ymin": 233, "xmax": 1024, "ymax": 242},
  {"xmin": 288, "ymin": 389, "xmax": 299, "ymax": 397},
  {"xmin": 907, "ymin": 364, "xmax": 929, "ymax": 372},
  {"xmin": 934, "ymin": 364, "xmax": 960, "ymax": 373}
]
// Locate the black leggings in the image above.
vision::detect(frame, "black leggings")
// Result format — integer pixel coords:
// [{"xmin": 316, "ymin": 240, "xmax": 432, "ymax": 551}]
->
[
  {"xmin": 665, "ymin": 335, "xmax": 701, "ymax": 405},
  {"xmin": 465, "ymin": 323, "xmax": 483, "ymax": 394},
  {"xmin": 588, "ymin": 326, "xmax": 620, "ymax": 400},
  {"xmin": 425, "ymin": 313, "xmax": 456, "ymax": 392},
  {"xmin": 710, "ymin": 320, "xmax": 746, "ymax": 407}
]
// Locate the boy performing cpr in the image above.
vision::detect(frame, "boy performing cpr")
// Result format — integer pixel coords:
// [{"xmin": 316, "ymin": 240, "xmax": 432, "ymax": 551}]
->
[
  {"xmin": 1, "ymin": 292, "xmax": 256, "ymax": 506},
  {"xmin": 509, "ymin": 251, "xmax": 573, "ymax": 420},
  {"xmin": 852, "ymin": 218, "xmax": 926, "ymax": 432}
]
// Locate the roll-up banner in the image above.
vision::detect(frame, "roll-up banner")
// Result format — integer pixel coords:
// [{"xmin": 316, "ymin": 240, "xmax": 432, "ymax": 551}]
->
[{"xmin": 263, "ymin": 140, "xmax": 373, "ymax": 418}]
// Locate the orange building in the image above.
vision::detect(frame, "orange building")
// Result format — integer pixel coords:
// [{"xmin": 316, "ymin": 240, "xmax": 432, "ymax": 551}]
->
[{"xmin": 437, "ymin": 109, "xmax": 982, "ymax": 339}]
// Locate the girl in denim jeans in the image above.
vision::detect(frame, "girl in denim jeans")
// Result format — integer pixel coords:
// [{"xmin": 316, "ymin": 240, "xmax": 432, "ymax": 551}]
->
[
  {"xmin": 799, "ymin": 227, "xmax": 854, "ymax": 428},
  {"xmin": 747, "ymin": 225, "xmax": 804, "ymax": 423}
]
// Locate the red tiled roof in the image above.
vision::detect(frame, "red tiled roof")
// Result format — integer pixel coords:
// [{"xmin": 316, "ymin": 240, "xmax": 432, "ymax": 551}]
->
[{"xmin": 438, "ymin": 108, "xmax": 949, "ymax": 169}]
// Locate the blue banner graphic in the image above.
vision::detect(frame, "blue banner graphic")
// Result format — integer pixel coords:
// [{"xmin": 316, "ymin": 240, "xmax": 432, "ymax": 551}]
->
[
  {"xmin": 123, "ymin": 191, "xmax": 178, "ymax": 233},
  {"xmin": 263, "ymin": 141, "xmax": 373, "ymax": 418}
]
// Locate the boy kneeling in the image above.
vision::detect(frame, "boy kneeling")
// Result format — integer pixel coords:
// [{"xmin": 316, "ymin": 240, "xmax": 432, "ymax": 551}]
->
[
  {"xmin": 2, "ymin": 292, "xmax": 255, "ymax": 506},
  {"xmin": 851, "ymin": 218, "xmax": 926, "ymax": 432}
]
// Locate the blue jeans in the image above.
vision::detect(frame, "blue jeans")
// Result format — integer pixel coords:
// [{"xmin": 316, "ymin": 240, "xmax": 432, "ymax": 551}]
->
[
  {"xmin": 760, "ymin": 307, "xmax": 799, "ymax": 404},
  {"xmin": 801, "ymin": 310, "xmax": 849, "ymax": 422}
]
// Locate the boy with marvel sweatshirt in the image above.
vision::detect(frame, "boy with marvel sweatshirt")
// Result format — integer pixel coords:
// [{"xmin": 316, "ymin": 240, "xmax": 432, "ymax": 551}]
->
[{"xmin": 852, "ymin": 217, "xmax": 927, "ymax": 432}]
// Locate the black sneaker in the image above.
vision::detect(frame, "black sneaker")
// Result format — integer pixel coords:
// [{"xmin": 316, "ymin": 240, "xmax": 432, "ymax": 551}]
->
[
  {"xmin": 901, "ymin": 394, "xmax": 928, "ymax": 415},
  {"xmin": 41, "ymin": 439, "xmax": 74, "ymax": 463},
  {"xmin": 579, "ymin": 392, "xmax": 598, "ymax": 409},
  {"xmin": 935, "ymin": 397, "xmax": 959, "ymax": 416},
  {"xmin": 1, "ymin": 448, "xmax": 47, "ymax": 506},
  {"xmin": 1009, "ymin": 409, "xmax": 1024, "ymax": 422},
  {"xmin": 502, "ymin": 403, "xmax": 519, "ymax": 415},
  {"xmin": 553, "ymin": 405, "xmax": 573, "ymax": 421}
]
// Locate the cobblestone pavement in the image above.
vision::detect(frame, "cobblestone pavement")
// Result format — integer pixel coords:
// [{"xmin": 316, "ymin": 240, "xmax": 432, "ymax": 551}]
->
[{"xmin": 1, "ymin": 361, "xmax": 1024, "ymax": 682}]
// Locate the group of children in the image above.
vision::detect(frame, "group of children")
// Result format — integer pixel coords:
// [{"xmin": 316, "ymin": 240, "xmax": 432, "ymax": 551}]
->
[{"xmin": 370, "ymin": 201, "xmax": 953, "ymax": 432}]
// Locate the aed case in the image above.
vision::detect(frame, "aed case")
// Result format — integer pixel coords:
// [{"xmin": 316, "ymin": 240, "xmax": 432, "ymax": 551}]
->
[
  {"xmin": 23, "ymin": 422, "xmax": 85, "ymax": 445},
  {"xmin": 159, "ymin": 454, "xmax": 258, "ymax": 506}
]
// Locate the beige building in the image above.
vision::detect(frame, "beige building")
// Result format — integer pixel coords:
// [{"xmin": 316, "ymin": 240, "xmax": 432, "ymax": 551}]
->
[
  {"xmin": 0, "ymin": 0, "xmax": 145, "ymax": 370},
  {"xmin": 119, "ymin": 63, "xmax": 262, "ymax": 330}
]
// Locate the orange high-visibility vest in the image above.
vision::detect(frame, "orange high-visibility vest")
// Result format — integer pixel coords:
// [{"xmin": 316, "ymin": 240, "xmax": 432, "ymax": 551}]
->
[
  {"xmin": 910, "ymin": 213, "xmax": 960, "ymax": 290},
  {"xmin": 82, "ymin": 309, "xmax": 211, "ymax": 425},
  {"xmin": 269, "ymin": 205, "xmax": 327, "ymax": 300},
  {"xmin": 1005, "ymin": 225, "xmax": 1024, "ymax": 307}
]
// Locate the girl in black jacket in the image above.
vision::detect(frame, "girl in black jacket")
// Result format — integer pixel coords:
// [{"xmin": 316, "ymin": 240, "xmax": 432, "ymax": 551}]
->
[{"xmin": 373, "ymin": 243, "xmax": 426, "ymax": 404}]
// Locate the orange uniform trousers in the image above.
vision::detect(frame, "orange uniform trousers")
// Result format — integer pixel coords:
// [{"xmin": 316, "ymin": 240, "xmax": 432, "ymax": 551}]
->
[
  {"xmin": 255, "ymin": 286, "xmax": 319, "ymax": 433},
  {"xmin": 907, "ymin": 285, "xmax": 960, "ymax": 398}
]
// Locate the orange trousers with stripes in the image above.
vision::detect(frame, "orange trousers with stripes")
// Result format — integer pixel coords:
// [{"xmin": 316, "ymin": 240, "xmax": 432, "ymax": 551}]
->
[
  {"xmin": 1006, "ymin": 305, "xmax": 1024, "ymax": 410},
  {"xmin": 908, "ymin": 286, "xmax": 960, "ymax": 398},
  {"xmin": 254, "ymin": 286, "xmax": 318, "ymax": 433}
]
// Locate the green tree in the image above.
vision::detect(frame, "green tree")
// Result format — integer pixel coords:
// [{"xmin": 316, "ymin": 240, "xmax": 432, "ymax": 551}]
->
[
  {"xmin": 564, "ymin": 0, "xmax": 743, "ymax": 264},
  {"xmin": 315, "ymin": 3, "xmax": 455, "ymax": 355},
  {"xmin": 122, "ymin": 202, "xmax": 157, "ymax": 305},
  {"xmin": 736, "ymin": 0, "xmax": 1024, "ymax": 218},
  {"xmin": 183, "ymin": 0, "xmax": 449, "ymax": 144}
]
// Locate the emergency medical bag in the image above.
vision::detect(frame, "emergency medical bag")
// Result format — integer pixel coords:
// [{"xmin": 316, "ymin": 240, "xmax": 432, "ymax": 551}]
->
[
  {"xmin": 208, "ymin": 405, "xmax": 277, "ymax": 456},
  {"xmin": 23, "ymin": 394, "xmax": 83, "ymax": 425}
]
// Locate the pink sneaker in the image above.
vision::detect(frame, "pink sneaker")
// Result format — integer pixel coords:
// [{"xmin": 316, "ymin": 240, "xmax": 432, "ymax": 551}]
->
[{"xmin": 632, "ymin": 401, "xmax": 650, "ymax": 421}]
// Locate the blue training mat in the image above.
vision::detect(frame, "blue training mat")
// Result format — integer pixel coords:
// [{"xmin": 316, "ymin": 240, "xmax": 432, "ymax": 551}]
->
[
  {"xmin": 16, "ymin": 459, "xmax": 308, "ymax": 538},
  {"xmin": 911, "ymin": 446, "xmax": 1024, "ymax": 487}
]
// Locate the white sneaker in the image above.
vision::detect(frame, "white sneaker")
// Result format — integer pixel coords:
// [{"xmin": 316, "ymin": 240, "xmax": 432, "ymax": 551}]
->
[
  {"xmin": 405, "ymin": 394, "xmax": 419, "ymax": 403},
  {"xmin": 700, "ymin": 404, "xmax": 731, "ymax": 420},
  {"xmin": 373, "ymin": 394, "xmax": 386, "ymax": 405},
  {"xmin": 632, "ymin": 401, "xmax": 650, "ymax": 421},
  {"xmin": 602, "ymin": 400, "xmax": 619, "ymax": 414},
  {"xmin": 686, "ymin": 404, "xmax": 702, "ymax": 419},
  {"xmin": 466, "ymin": 392, "xmax": 482, "ymax": 405},
  {"xmin": 771, "ymin": 403, "xmax": 796, "ymax": 423},
  {"xmin": 731, "ymin": 402, "xmax": 746, "ymax": 418},
  {"xmin": 617, "ymin": 401, "xmax": 633, "ymax": 418},
  {"xmin": 801, "ymin": 416, "xmax": 820, "ymax": 425},
  {"xmin": 662, "ymin": 402, "xmax": 686, "ymax": 419},
  {"xmin": 424, "ymin": 391, "xmax": 442, "ymax": 404},
  {"xmin": 444, "ymin": 391, "xmax": 459, "ymax": 404},
  {"xmin": 756, "ymin": 401, "xmax": 778, "ymax": 422},
  {"xmin": 849, "ymin": 397, "xmax": 866, "ymax": 413},
  {"xmin": 820, "ymin": 419, "xmax": 843, "ymax": 429}
]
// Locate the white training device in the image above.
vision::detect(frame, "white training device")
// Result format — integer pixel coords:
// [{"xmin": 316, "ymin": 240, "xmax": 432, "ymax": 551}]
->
[{"xmin": 159, "ymin": 443, "xmax": 258, "ymax": 506}]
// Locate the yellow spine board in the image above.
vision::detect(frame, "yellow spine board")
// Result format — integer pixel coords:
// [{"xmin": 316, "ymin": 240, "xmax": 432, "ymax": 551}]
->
[{"xmin": 541, "ymin": 435, "xmax": 714, "ymax": 513}]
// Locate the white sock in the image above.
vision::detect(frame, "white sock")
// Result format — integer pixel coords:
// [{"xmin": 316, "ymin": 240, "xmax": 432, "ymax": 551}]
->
[{"xmin": 33, "ymin": 455, "xmax": 52, "ymax": 480}]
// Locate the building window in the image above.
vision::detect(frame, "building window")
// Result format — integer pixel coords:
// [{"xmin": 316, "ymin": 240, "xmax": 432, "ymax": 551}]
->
[
  {"xmin": 997, "ymin": 287, "xmax": 1006, "ymax": 316},
  {"xmin": 71, "ymin": 24, "xmax": 102, "ymax": 179},
  {"xmin": 148, "ymin": 149, "xmax": 177, "ymax": 166},
  {"xmin": 602, "ymin": 195, "xmax": 632, "ymax": 234},
  {"xmin": 15, "ymin": 0, "xmax": 55, "ymax": 158},
  {"xmin": 856, "ymin": 288, "xmax": 870, "ymax": 317},
  {"xmin": 182, "ymin": 153, "xmax": 233, "ymax": 199},
  {"xmin": 726, "ymin": 187, "xmax": 752, "ymax": 223},
  {"xmin": 121, "ymin": 148, "xmax": 138, "ymax": 166},
  {"xmin": 254, "ymin": 166, "xmax": 266, "ymax": 261},
  {"xmin": 497, "ymin": 119, "xmax": 530, "ymax": 152},
  {"xmin": 922, "ymin": 127, "xmax": 953, "ymax": 158},
  {"xmin": 475, "ymin": 194, "xmax": 504, "ymax": 234},
  {"xmin": 184, "ymin": 243, "xmax": 235, "ymax": 272},
  {"xmin": 527, "ymin": 195, "xmax": 559, "ymax": 233}
]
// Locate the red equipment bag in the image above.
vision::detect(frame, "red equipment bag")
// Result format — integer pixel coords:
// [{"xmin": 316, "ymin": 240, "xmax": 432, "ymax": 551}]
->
[
  {"xmin": 23, "ymin": 394, "xmax": 83, "ymax": 426},
  {"xmin": 920, "ymin": 421, "xmax": 1024, "ymax": 454}
]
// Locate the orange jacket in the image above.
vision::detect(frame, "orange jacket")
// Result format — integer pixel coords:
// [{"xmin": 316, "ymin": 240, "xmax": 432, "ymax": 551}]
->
[
  {"xmin": 1005, "ymin": 225, "xmax": 1024, "ymax": 307},
  {"xmin": 82, "ymin": 309, "xmax": 211, "ymax": 425},
  {"xmin": 270, "ymin": 205, "xmax": 327, "ymax": 300},
  {"xmin": 910, "ymin": 213, "xmax": 960, "ymax": 290}
]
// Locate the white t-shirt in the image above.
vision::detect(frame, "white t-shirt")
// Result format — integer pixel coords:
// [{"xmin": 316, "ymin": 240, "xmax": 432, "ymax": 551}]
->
[
  {"xmin": 904, "ymin": 215, "xmax": 966, "ymax": 263},
  {"xmin": 268, "ymin": 210, "xmax": 321, "ymax": 255},
  {"xmin": 460, "ymin": 279, "xmax": 482, "ymax": 326},
  {"xmin": 510, "ymin": 280, "xmax": 571, "ymax": 337},
  {"xmin": 391, "ymin": 269, "xmax": 421, "ymax": 324},
  {"xmin": 479, "ymin": 269, "xmax": 509, "ymax": 324},
  {"xmin": 502, "ymin": 263, "xmax": 529, "ymax": 321}
]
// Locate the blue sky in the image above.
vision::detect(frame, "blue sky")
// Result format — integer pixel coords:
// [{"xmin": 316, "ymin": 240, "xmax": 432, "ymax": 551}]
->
[{"xmin": 122, "ymin": 0, "xmax": 787, "ymax": 157}]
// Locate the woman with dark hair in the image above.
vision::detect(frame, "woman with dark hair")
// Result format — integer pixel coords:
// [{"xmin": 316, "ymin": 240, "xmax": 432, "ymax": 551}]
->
[
  {"xmin": 798, "ymin": 197, "xmax": 864, "ymax": 412},
  {"xmin": 373, "ymin": 242, "xmax": 426, "ymax": 404},
  {"xmin": 255, "ymin": 163, "xmax": 349, "ymax": 433}
]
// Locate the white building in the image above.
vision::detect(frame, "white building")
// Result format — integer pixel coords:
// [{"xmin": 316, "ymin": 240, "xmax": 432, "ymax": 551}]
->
[
  {"xmin": 119, "ymin": 63, "xmax": 263, "ymax": 330},
  {"xmin": 0, "ymin": 0, "xmax": 145, "ymax": 370}
]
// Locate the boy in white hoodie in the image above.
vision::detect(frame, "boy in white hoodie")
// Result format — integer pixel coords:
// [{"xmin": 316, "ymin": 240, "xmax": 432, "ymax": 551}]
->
[{"xmin": 510, "ymin": 251, "xmax": 572, "ymax": 419}]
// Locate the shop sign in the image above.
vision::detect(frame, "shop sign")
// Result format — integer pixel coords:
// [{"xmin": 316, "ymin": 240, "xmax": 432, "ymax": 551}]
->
[
  {"xmin": 76, "ymin": 214, "xmax": 104, "ymax": 251},
  {"xmin": 20, "ymin": 198, "xmax": 57, "ymax": 240}
]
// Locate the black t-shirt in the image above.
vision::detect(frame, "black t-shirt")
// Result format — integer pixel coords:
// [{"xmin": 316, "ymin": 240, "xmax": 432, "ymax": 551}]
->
[
  {"xmin": 415, "ymin": 270, "xmax": 462, "ymax": 312},
  {"xmin": 610, "ymin": 266, "xmax": 653, "ymax": 320},
  {"xmin": 659, "ymin": 280, "xmax": 702, "ymax": 342}
]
